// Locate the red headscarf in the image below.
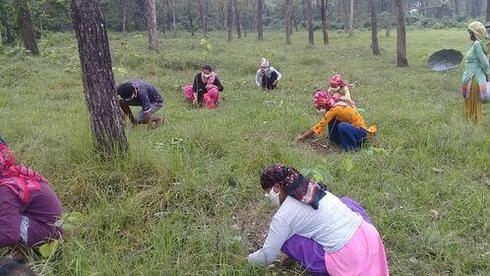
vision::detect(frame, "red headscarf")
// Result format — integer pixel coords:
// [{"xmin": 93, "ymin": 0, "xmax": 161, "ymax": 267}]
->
[
  {"xmin": 314, "ymin": 90, "xmax": 336, "ymax": 110},
  {"xmin": 329, "ymin": 74, "xmax": 346, "ymax": 88},
  {"xmin": 0, "ymin": 144, "xmax": 44, "ymax": 203}
]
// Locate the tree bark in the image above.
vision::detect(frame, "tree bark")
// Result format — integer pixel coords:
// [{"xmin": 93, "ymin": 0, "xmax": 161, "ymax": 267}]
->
[
  {"xmin": 285, "ymin": 0, "xmax": 292, "ymax": 45},
  {"xmin": 393, "ymin": 0, "xmax": 408, "ymax": 67},
  {"xmin": 71, "ymin": 0, "xmax": 128, "ymax": 156},
  {"xmin": 227, "ymin": 0, "xmax": 233, "ymax": 41},
  {"xmin": 257, "ymin": 0, "xmax": 264, "ymax": 40},
  {"xmin": 233, "ymin": 0, "xmax": 241, "ymax": 39},
  {"xmin": 306, "ymin": 0, "xmax": 314, "ymax": 45},
  {"xmin": 145, "ymin": 0, "xmax": 158, "ymax": 50},
  {"xmin": 370, "ymin": 0, "xmax": 380, "ymax": 55},
  {"xmin": 197, "ymin": 0, "xmax": 208, "ymax": 37},
  {"xmin": 17, "ymin": 0, "xmax": 39, "ymax": 55},
  {"xmin": 320, "ymin": 0, "xmax": 329, "ymax": 44}
]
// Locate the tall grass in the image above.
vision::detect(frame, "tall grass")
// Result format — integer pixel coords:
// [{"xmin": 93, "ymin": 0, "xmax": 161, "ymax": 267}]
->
[{"xmin": 0, "ymin": 29, "xmax": 488, "ymax": 275}]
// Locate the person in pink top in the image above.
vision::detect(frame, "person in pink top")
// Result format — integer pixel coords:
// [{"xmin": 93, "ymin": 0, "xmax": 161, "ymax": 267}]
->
[{"xmin": 0, "ymin": 137, "xmax": 63, "ymax": 248}]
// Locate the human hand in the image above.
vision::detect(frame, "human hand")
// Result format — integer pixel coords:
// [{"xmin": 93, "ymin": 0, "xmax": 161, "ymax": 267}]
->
[
  {"xmin": 273, "ymin": 80, "xmax": 278, "ymax": 86},
  {"xmin": 192, "ymin": 98, "xmax": 198, "ymax": 106}
]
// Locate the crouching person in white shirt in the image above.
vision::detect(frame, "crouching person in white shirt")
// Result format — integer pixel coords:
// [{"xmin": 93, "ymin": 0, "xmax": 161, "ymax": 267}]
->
[{"xmin": 247, "ymin": 164, "xmax": 390, "ymax": 276}]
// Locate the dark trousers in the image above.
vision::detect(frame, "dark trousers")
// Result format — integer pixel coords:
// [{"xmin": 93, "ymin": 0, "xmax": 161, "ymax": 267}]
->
[
  {"xmin": 328, "ymin": 119, "xmax": 368, "ymax": 152},
  {"xmin": 261, "ymin": 71, "xmax": 279, "ymax": 90}
]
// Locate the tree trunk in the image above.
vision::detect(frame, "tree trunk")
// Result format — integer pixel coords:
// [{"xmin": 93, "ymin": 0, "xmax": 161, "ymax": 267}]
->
[
  {"xmin": 71, "ymin": 0, "xmax": 128, "ymax": 156},
  {"xmin": 341, "ymin": 0, "xmax": 349, "ymax": 32},
  {"xmin": 170, "ymin": 0, "xmax": 176, "ymax": 31},
  {"xmin": 17, "ymin": 0, "xmax": 39, "ymax": 55},
  {"xmin": 486, "ymin": 0, "xmax": 490, "ymax": 21},
  {"xmin": 233, "ymin": 0, "xmax": 241, "ymax": 39},
  {"xmin": 197, "ymin": 0, "xmax": 208, "ymax": 37},
  {"xmin": 188, "ymin": 3, "xmax": 194, "ymax": 36},
  {"xmin": 306, "ymin": 0, "xmax": 314, "ymax": 45},
  {"xmin": 145, "ymin": 0, "xmax": 158, "ymax": 50},
  {"xmin": 393, "ymin": 0, "xmax": 408, "ymax": 67},
  {"xmin": 370, "ymin": 0, "xmax": 380, "ymax": 55},
  {"xmin": 120, "ymin": 0, "xmax": 127, "ymax": 32},
  {"xmin": 453, "ymin": 0, "xmax": 460, "ymax": 16},
  {"xmin": 257, "ymin": 0, "xmax": 264, "ymax": 40},
  {"xmin": 2, "ymin": 9, "xmax": 16, "ymax": 45},
  {"xmin": 349, "ymin": 0, "xmax": 354, "ymax": 36},
  {"xmin": 320, "ymin": 0, "xmax": 329, "ymax": 44},
  {"xmin": 227, "ymin": 0, "xmax": 233, "ymax": 41},
  {"xmin": 285, "ymin": 0, "xmax": 292, "ymax": 44}
]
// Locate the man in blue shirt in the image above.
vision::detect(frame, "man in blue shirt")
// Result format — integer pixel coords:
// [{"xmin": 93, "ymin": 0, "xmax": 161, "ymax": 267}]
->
[{"xmin": 117, "ymin": 80, "xmax": 164, "ymax": 127}]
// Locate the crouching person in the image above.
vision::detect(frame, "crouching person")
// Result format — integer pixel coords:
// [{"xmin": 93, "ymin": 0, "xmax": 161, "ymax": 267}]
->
[
  {"xmin": 255, "ymin": 58, "xmax": 282, "ymax": 90},
  {"xmin": 247, "ymin": 165, "xmax": 390, "ymax": 276},
  {"xmin": 117, "ymin": 80, "xmax": 164, "ymax": 127},
  {"xmin": 0, "ymin": 139, "xmax": 63, "ymax": 248}
]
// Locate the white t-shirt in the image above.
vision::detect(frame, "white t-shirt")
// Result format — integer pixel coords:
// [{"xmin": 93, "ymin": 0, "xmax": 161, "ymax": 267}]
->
[
  {"xmin": 248, "ymin": 192, "xmax": 362, "ymax": 265},
  {"xmin": 255, "ymin": 67, "xmax": 282, "ymax": 86}
]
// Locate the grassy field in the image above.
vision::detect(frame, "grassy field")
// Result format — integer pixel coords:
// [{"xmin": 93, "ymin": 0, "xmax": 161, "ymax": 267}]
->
[{"xmin": 0, "ymin": 29, "xmax": 489, "ymax": 275}]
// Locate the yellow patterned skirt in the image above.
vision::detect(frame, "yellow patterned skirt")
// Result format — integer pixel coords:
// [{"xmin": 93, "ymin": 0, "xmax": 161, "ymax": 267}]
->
[{"xmin": 464, "ymin": 76, "xmax": 483, "ymax": 124}]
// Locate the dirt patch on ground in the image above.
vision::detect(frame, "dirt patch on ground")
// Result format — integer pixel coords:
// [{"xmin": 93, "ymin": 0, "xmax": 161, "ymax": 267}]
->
[
  {"xmin": 233, "ymin": 201, "xmax": 274, "ymax": 250},
  {"xmin": 233, "ymin": 201, "xmax": 307, "ymax": 275},
  {"xmin": 307, "ymin": 138, "xmax": 340, "ymax": 155}
]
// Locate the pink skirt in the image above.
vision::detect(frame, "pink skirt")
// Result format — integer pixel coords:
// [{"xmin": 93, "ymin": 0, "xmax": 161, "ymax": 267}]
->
[{"xmin": 325, "ymin": 220, "xmax": 390, "ymax": 276}]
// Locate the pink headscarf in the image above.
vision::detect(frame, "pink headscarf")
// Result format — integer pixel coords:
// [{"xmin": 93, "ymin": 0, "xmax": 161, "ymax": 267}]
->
[
  {"xmin": 0, "ymin": 144, "xmax": 44, "ymax": 203},
  {"xmin": 314, "ymin": 90, "xmax": 336, "ymax": 110},
  {"xmin": 329, "ymin": 74, "xmax": 346, "ymax": 88}
]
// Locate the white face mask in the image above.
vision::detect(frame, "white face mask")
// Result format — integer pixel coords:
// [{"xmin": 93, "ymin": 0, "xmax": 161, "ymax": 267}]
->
[
  {"xmin": 265, "ymin": 188, "xmax": 281, "ymax": 206},
  {"xmin": 331, "ymin": 86, "xmax": 341, "ymax": 92}
]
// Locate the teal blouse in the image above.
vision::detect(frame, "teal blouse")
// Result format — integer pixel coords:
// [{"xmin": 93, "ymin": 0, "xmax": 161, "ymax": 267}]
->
[{"xmin": 461, "ymin": 40, "xmax": 489, "ymax": 86}]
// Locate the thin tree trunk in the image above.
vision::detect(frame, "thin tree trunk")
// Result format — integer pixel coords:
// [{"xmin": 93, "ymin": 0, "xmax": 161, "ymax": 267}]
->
[
  {"xmin": 120, "ymin": 0, "xmax": 127, "ymax": 32},
  {"xmin": 197, "ymin": 0, "xmax": 208, "ymax": 37},
  {"xmin": 188, "ymin": 3, "xmax": 194, "ymax": 36},
  {"xmin": 393, "ymin": 0, "xmax": 408, "ymax": 67},
  {"xmin": 341, "ymin": 0, "xmax": 349, "ymax": 32},
  {"xmin": 71, "ymin": 0, "xmax": 128, "ymax": 156},
  {"xmin": 257, "ymin": 0, "xmax": 264, "ymax": 40},
  {"xmin": 320, "ymin": 0, "xmax": 329, "ymax": 44},
  {"xmin": 453, "ymin": 0, "xmax": 460, "ymax": 16},
  {"xmin": 17, "ymin": 0, "xmax": 39, "ymax": 55},
  {"xmin": 233, "ymin": 0, "xmax": 241, "ymax": 39},
  {"xmin": 486, "ymin": 0, "xmax": 490, "ymax": 21},
  {"xmin": 285, "ymin": 0, "xmax": 292, "ymax": 45},
  {"xmin": 227, "ymin": 0, "xmax": 233, "ymax": 41},
  {"xmin": 306, "ymin": 0, "xmax": 314, "ymax": 45},
  {"xmin": 349, "ymin": 0, "xmax": 354, "ymax": 36},
  {"xmin": 145, "ymin": 0, "xmax": 158, "ymax": 50},
  {"xmin": 3, "ymin": 12, "xmax": 15, "ymax": 44},
  {"xmin": 170, "ymin": 0, "xmax": 176, "ymax": 31},
  {"xmin": 370, "ymin": 0, "xmax": 380, "ymax": 55}
]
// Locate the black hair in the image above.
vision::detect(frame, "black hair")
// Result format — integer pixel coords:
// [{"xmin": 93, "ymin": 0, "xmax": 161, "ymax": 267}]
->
[
  {"xmin": 201, "ymin": 64, "xmax": 213, "ymax": 72},
  {"xmin": 468, "ymin": 30, "xmax": 477, "ymax": 41},
  {"xmin": 0, "ymin": 258, "xmax": 36, "ymax": 276},
  {"xmin": 0, "ymin": 136, "xmax": 6, "ymax": 146},
  {"xmin": 116, "ymin": 82, "xmax": 135, "ymax": 99}
]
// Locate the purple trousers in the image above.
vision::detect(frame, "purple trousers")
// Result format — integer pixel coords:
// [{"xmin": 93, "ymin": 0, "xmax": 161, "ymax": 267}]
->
[
  {"xmin": 280, "ymin": 197, "xmax": 372, "ymax": 276},
  {"xmin": 0, "ymin": 183, "xmax": 63, "ymax": 247}
]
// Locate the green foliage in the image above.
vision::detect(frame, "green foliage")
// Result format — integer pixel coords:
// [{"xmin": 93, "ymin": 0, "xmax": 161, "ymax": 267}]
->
[{"xmin": 0, "ymin": 30, "xmax": 489, "ymax": 275}]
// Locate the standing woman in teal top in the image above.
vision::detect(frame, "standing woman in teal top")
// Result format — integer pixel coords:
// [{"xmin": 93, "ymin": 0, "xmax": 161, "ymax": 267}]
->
[{"xmin": 461, "ymin": 21, "xmax": 489, "ymax": 124}]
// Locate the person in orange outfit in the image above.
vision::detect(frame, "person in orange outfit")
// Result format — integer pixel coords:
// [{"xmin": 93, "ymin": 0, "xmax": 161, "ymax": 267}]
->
[{"xmin": 296, "ymin": 95, "xmax": 376, "ymax": 151}]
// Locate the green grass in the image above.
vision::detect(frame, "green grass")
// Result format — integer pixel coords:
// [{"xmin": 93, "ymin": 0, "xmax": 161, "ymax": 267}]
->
[{"xmin": 0, "ymin": 29, "xmax": 489, "ymax": 275}]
